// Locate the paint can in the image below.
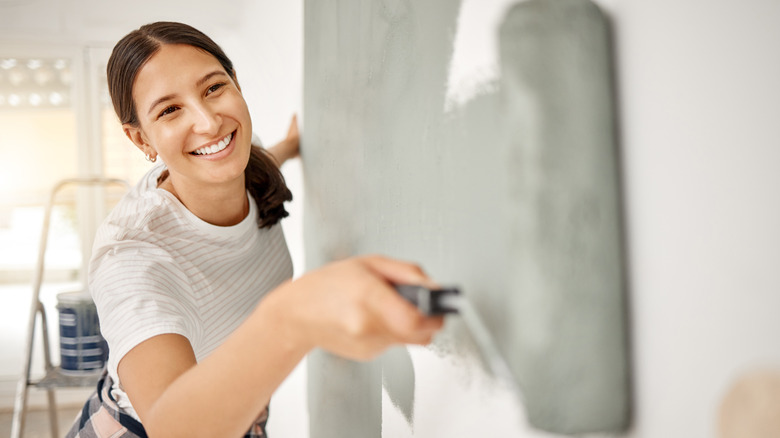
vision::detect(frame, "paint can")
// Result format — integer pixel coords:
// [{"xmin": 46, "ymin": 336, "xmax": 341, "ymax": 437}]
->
[{"xmin": 56, "ymin": 290, "xmax": 106, "ymax": 374}]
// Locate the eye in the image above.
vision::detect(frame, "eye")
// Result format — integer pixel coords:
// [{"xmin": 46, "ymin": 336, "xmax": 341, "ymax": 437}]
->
[
  {"xmin": 157, "ymin": 105, "xmax": 179, "ymax": 119},
  {"xmin": 206, "ymin": 82, "xmax": 226, "ymax": 95}
]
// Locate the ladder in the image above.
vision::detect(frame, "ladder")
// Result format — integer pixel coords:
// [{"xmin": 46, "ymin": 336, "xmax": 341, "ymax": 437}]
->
[{"xmin": 11, "ymin": 177, "xmax": 129, "ymax": 438}]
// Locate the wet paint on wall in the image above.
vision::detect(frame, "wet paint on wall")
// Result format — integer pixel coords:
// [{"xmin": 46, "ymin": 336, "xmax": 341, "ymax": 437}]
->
[{"xmin": 303, "ymin": 0, "xmax": 630, "ymax": 435}]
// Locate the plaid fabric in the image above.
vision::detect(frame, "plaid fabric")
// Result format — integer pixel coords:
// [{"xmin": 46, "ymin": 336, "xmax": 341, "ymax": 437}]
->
[{"xmin": 66, "ymin": 371, "xmax": 269, "ymax": 437}]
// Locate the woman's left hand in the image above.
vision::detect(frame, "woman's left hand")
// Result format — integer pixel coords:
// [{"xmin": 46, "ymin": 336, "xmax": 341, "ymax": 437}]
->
[{"xmin": 268, "ymin": 114, "xmax": 300, "ymax": 166}]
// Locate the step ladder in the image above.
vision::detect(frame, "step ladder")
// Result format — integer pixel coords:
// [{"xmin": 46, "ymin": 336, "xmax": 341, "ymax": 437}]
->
[{"xmin": 11, "ymin": 177, "xmax": 129, "ymax": 438}]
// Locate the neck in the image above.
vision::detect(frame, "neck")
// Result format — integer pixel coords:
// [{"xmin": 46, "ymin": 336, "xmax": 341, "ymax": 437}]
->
[{"xmin": 160, "ymin": 172, "xmax": 249, "ymax": 227}]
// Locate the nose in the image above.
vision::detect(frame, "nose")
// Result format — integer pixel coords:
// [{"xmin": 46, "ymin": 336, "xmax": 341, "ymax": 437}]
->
[{"xmin": 190, "ymin": 102, "xmax": 221, "ymax": 136}]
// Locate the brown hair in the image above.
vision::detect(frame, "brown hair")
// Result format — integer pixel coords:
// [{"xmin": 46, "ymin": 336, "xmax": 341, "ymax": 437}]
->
[{"xmin": 107, "ymin": 21, "xmax": 291, "ymax": 228}]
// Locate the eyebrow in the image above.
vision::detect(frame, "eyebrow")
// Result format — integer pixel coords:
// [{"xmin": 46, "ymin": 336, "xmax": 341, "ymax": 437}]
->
[{"xmin": 146, "ymin": 70, "xmax": 230, "ymax": 116}]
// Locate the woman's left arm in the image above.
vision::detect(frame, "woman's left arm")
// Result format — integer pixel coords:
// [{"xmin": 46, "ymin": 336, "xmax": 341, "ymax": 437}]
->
[{"xmin": 266, "ymin": 114, "xmax": 300, "ymax": 167}]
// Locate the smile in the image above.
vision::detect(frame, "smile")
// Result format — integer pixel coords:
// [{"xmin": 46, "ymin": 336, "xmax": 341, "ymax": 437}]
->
[{"xmin": 191, "ymin": 132, "xmax": 233, "ymax": 156}]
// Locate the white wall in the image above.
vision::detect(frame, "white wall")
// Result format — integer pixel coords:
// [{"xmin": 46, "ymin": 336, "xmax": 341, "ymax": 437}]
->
[
  {"xmin": 2, "ymin": 0, "xmax": 779, "ymax": 437},
  {"xmin": 606, "ymin": 0, "xmax": 780, "ymax": 436}
]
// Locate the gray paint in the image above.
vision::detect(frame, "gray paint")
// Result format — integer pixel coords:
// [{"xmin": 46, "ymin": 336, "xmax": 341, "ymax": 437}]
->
[
  {"xmin": 307, "ymin": 351, "xmax": 382, "ymax": 436},
  {"xmin": 498, "ymin": 1, "xmax": 630, "ymax": 432},
  {"xmin": 381, "ymin": 347, "xmax": 415, "ymax": 427},
  {"xmin": 303, "ymin": 0, "xmax": 630, "ymax": 435}
]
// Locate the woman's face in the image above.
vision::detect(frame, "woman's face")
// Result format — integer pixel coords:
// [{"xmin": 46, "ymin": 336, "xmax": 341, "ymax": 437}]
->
[{"xmin": 125, "ymin": 43, "xmax": 252, "ymax": 190}]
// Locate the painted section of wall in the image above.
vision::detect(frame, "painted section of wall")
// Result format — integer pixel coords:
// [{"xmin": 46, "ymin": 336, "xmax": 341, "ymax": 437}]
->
[
  {"xmin": 499, "ymin": 1, "xmax": 629, "ymax": 432},
  {"xmin": 303, "ymin": 0, "xmax": 629, "ymax": 434}
]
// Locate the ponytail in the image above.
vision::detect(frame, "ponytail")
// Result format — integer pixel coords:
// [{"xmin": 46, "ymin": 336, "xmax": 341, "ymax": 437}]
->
[{"xmin": 245, "ymin": 146, "xmax": 292, "ymax": 228}]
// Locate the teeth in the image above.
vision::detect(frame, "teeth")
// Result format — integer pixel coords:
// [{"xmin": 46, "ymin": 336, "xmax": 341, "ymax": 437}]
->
[{"xmin": 193, "ymin": 132, "xmax": 232, "ymax": 156}]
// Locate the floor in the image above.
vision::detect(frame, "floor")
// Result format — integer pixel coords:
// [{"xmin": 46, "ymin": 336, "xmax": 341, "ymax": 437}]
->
[{"xmin": 0, "ymin": 405, "xmax": 81, "ymax": 438}]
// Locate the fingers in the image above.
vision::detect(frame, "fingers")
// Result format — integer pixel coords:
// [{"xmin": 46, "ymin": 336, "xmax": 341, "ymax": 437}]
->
[
  {"xmin": 287, "ymin": 114, "xmax": 299, "ymax": 140},
  {"xmin": 359, "ymin": 254, "xmax": 439, "ymax": 289},
  {"xmin": 280, "ymin": 114, "xmax": 300, "ymax": 161},
  {"xmin": 291, "ymin": 255, "xmax": 445, "ymax": 360},
  {"xmin": 356, "ymin": 256, "xmax": 445, "ymax": 345}
]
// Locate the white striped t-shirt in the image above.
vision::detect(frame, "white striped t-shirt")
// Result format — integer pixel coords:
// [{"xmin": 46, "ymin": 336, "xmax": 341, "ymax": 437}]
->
[{"xmin": 88, "ymin": 164, "xmax": 293, "ymax": 420}]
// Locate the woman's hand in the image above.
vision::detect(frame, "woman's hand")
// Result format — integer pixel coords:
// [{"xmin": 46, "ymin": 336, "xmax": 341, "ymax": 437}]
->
[
  {"xmin": 261, "ymin": 255, "xmax": 444, "ymax": 361},
  {"xmin": 267, "ymin": 114, "xmax": 300, "ymax": 166}
]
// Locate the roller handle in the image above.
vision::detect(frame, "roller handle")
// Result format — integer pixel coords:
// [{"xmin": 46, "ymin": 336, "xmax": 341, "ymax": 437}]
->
[{"xmin": 394, "ymin": 284, "xmax": 461, "ymax": 316}]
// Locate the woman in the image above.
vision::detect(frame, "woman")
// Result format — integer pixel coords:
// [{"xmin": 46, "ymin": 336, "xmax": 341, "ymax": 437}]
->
[{"xmin": 67, "ymin": 21, "xmax": 443, "ymax": 438}]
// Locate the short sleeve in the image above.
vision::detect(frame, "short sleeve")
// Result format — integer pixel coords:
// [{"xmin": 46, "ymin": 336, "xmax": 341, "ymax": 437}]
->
[{"xmin": 89, "ymin": 241, "xmax": 200, "ymax": 380}]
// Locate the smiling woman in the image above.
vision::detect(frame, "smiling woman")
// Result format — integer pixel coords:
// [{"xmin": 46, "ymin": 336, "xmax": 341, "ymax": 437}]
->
[
  {"xmin": 120, "ymin": 43, "xmax": 262, "ymax": 227},
  {"xmin": 65, "ymin": 21, "xmax": 444, "ymax": 438},
  {"xmin": 106, "ymin": 23, "xmax": 292, "ymax": 229}
]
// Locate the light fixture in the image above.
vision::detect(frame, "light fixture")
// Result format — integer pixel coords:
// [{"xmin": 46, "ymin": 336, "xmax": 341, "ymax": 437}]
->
[
  {"xmin": 0, "ymin": 58, "xmax": 72, "ymax": 109},
  {"xmin": 1, "ymin": 58, "xmax": 17, "ymax": 70},
  {"xmin": 49, "ymin": 92, "xmax": 64, "ymax": 105},
  {"xmin": 29, "ymin": 93, "xmax": 42, "ymax": 106}
]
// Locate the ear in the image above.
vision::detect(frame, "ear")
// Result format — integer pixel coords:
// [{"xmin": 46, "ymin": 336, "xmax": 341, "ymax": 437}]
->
[{"xmin": 123, "ymin": 124, "xmax": 155, "ymax": 157}]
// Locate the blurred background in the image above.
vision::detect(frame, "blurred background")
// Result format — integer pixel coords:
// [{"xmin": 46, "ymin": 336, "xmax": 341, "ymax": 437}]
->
[
  {"xmin": 0, "ymin": 1, "xmax": 306, "ymax": 436},
  {"xmin": 1, "ymin": 0, "xmax": 779, "ymax": 437}
]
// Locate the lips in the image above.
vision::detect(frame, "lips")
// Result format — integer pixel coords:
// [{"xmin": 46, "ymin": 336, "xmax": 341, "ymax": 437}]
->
[{"xmin": 191, "ymin": 131, "xmax": 234, "ymax": 155}]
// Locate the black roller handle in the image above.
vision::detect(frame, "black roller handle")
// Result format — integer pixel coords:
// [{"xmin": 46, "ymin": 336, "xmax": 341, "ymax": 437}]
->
[{"xmin": 394, "ymin": 284, "xmax": 461, "ymax": 316}]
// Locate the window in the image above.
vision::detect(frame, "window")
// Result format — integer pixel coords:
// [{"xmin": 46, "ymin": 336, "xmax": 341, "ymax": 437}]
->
[
  {"xmin": 0, "ymin": 46, "xmax": 153, "ymax": 397},
  {"xmin": 0, "ymin": 56, "xmax": 80, "ymax": 283}
]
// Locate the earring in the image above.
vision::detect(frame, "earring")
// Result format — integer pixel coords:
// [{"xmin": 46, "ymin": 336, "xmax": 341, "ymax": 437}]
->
[{"xmin": 145, "ymin": 153, "xmax": 157, "ymax": 163}]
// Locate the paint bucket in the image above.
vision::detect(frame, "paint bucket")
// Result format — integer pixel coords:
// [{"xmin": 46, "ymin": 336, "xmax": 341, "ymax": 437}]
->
[{"xmin": 56, "ymin": 290, "xmax": 106, "ymax": 374}]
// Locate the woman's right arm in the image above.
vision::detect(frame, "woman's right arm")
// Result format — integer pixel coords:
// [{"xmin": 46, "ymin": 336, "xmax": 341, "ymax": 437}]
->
[{"xmin": 118, "ymin": 255, "xmax": 443, "ymax": 438}]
